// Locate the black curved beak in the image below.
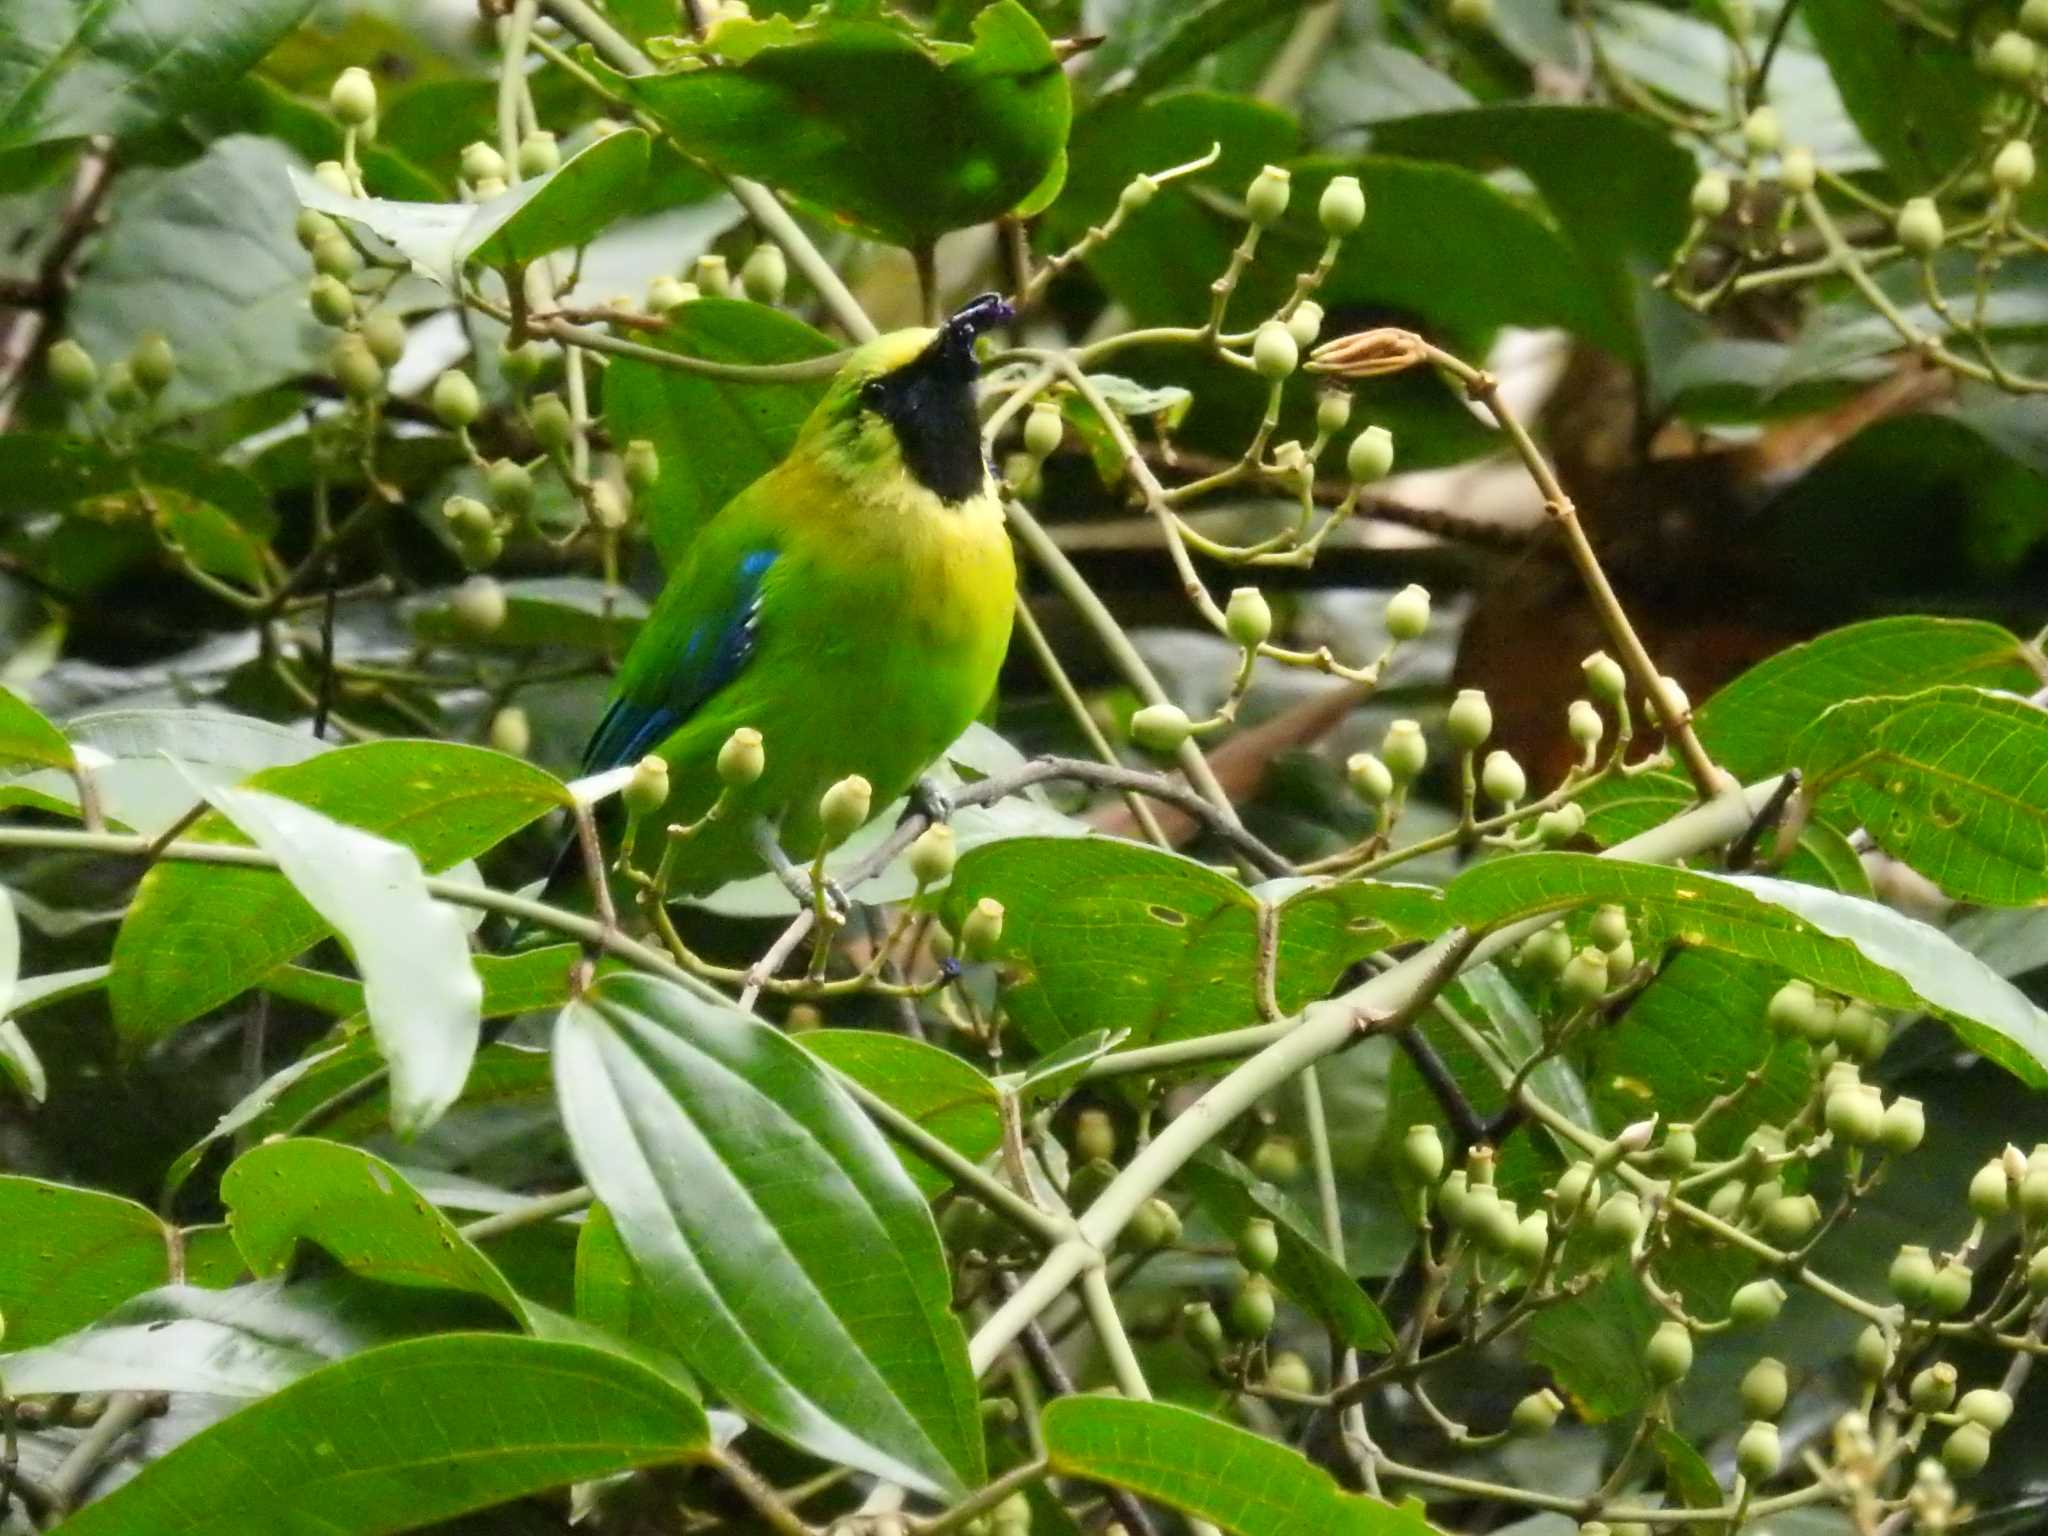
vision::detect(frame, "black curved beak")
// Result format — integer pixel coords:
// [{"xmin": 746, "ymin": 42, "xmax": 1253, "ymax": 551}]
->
[{"xmin": 923, "ymin": 292, "xmax": 1013, "ymax": 377}]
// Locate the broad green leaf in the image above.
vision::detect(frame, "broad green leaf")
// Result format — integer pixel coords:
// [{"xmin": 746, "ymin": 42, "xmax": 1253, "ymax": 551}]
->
[
  {"xmin": 188, "ymin": 784, "xmax": 483, "ymax": 1134},
  {"xmin": 1801, "ymin": 0, "xmax": 1989, "ymax": 186},
  {"xmin": 604, "ymin": 2, "xmax": 1069, "ymax": 246},
  {"xmin": 1793, "ymin": 687, "xmax": 2048, "ymax": 907},
  {"xmin": 802, "ymin": 1030, "xmax": 1003, "ymax": 1198},
  {"xmin": 1692, "ymin": 617, "xmax": 2036, "ymax": 782},
  {"xmin": 410, "ymin": 575, "xmax": 648, "ymax": 653},
  {"xmin": 0, "ymin": 0, "xmax": 316, "ymax": 151},
  {"xmin": 1527, "ymin": 1268, "xmax": 1660, "ymax": 1422},
  {"xmin": 1041, "ymin": 1397, "xmax": 1439, "ymax": 1536},
  {"xmin": 1089, "ymin": 0, "xmax": 1313, "ymax": 102},
  {"xmin": 1574, "ymin": 770, "xmax": 1871, "ymax": 895},
  {"xmin": 603, "ymin": 298, "xmax": 837, "ymax": 563},
  {"xmin": 944, "ymin": 837, "xmax": 1444, "ymax": 1055},
  {"xmin": 55, "ymin": 1334, "xmax": 710, "ymax": 1536},
  {"xmin": 69, "ymin": 135, "xmax": 331, "ymax": 417},
  {"xmin": 112, "ymin": 740, "xmax": 564, "ymax": 1049},
  {"xmin": 0, "ymin": 1177, "xmax": 170, "ymax": 1347},
  {"xmin": 1447, "ymin": 853, "xmax": 2048, "ymax": 1086},
  {"xmin": 0, "ymin": 684, "xmax": 72, "ymax": 774},
  {"xmin": 1179, "ymin": 1149, "xmax": 1395, "ymax": 1350},
  {"xmin": 573, "ymin": 1200, "xmax": 698, "ymax": 1394},
  {"xmin": 554, "ymin": 972, "xmax": 983, "ymax": 1497},
  {"xmin": 223, "ymin": 1140, "xmax": 524, "ymax": 1322}
]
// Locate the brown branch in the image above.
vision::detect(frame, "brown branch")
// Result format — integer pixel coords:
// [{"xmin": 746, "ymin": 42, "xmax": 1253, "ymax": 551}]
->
[{"xmin": 0, "ymin": 139, "xmax": 117, "ymax": 431}]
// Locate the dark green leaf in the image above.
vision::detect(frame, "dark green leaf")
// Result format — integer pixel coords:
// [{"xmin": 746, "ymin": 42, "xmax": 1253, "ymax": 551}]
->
[
  {"xmin": 55, "ymin": 1334, "xmax": 709, "ymax": 1536},
  {"xmin": 602, "ymin": 298, "xmax": 836, "ymax": 563},
  {"xmin": 1179, "ymin": 1149, "xmax": 1395, "ymax": 1350},
  {"xmin": 1793, "ymin": 687, "xmax": 2048, "ymax": 907},
  {"xmin": 1447, "ymin": 853, "xmax": 2048, "ymax": 1085},
  {"xmin": 605, "ymin": 2, "xmax": 1070, "ymax": 245},
  {"xmin": 572, "ymin": 1200, "xmax": 698, "ymax": 1395},
  {"xmin": 1693, "ymin": 617, "xmax": 2036, "ymax": 782},
  {"xmin": 0, "ymin": 684, "xmax": 73, "ymax": 775},
  {"xmin": 464, "ymin": 128, "xmax": 651, "ymax": 268},
  {"xmin": 1801, "ymin": 0, "xmax": 1988, "ymax": 186},
  {"xmin": 1527, "ymin": 1268, "xmax": 1659, "ymax": 1422},
  {"xmin": 1090, "ymin": 0, "xmax": 1312, "ymax": 102},
  {"xmin": 554, "ymin": 972, "xmax": 983, "ymax": 1496},
  {"xmin": 0, "ymin": 0, "xmax": 317, "ymax": 151},
  {"xmin": 802, "ymin": 1030, "xmax": 1002, "ymax": 1198},
  {"xmin": 1041, "ymin": 1396, "xmax": 1439, "ymax": 1536},
  {"xmin": 0, "ymin": 1177, "xmax": 170, "ymax": 1348}
]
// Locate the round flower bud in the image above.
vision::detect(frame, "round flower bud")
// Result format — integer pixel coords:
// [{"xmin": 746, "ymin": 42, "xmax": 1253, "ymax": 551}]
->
[
  {"xmin": 1447, "ymin": 0, "xmax": 1494, "ymax": 28},
  {"xmin": 1266, "ymin": 1350, "xmax": 1314, "ymax": 1397},
  {"xmin": 1853, "ymin": 1324, "xmax": 1892, "ymax": 1381},
  {"xmin": 488, "ymin": 706, "xmax": 531, "ymax": 757},
  {"xmin": 693, "ymin": 253, "xmax": 732, "ymax": 298},
  {"xmin": 1348, "ymin": 751, "xmax": 1395, "ymax": 804},
  {"xmin": 1381, "ymin": 719, "xmax": 1427, "ymax": 782},
  {"xmin": 2026, "ymin": 0, "xmax": 2048, "ymax": 36},
  {"xmin": 1552, "ymin": 1160, "xmax": 1597, "ymax": 1216},
  {"xmin": 1567, "ymin": 698, "xmax": 1604, "ymax": 750},
  {"xmin": 741, "ymin": 242, "xmax": 788, "ymax": 305},
  {"xmin": 960, "ymin": 897, "xmax": 1005, "ymax": 962},
  {"xmin": 1742, "ymin": 105, "xmax": 1781, "ymax": 156},
  {"xmin": 1560, "ymin": 946, "xmax": 1610, "ymax": 1007},
  {"xmin": 1778, "ymin": 147, "xmax": 1817, "ymax": 195},
  {"xmin": 1650, "ymin": 677, "xmax": 1689, "ymax": 728},
  {"xmin": 529, "ymin": 392, "xmax": 572, "ymax": 453},
  {"xmin": 1742, "ymin": 1357, "xmax": 1789, "ymax": 1419},
  {"xmin": 1535, "ymin": 803, "xmax": 1586, "ymax": 846},
  {"xmin": 330, "ymin": 335, "xmax": 383, "ymax": 399},
  {"xmin": 1118, "ymin": 173, "xmax": 1159, "ymax": 211},
  {"xmin": 1657, "ymin": 1123, "xmax": 1697, "ymax": 1173},
  {"xmin": 1022, "ymin": 401, "xmax": 1063, "ymax": 460},
  {"xmin": 359, "ymin": 308, "xmax": 405, "ymax": 368},
  {"xmin": 1315, "ymin": 390, "xmax": 1352, "ymax": 438},
  {"xmin": 1942, "ymin": 1422, "xmax": 1992, "ymax": 1477},
  {"xmin": 1318, "ymin": 174, "xmax": 1366, "ymax": 235},
  {"xmin": 1347, "ymin": 424, "xmax": 1396, "ymax": 484},
  {"xmin": 329, "ymin": 67, "xmax": 378, "ymax": 127},
  {"xmin": 295, "ymin": 208, "xmax": 337, "ymax": 250},
  {"xmin": 313, "ymin": 232, "xmax": 361, "ymax": 279},
  {"xmin": 500, "ymin": 340, "xmax": 547, "ymax": 387},
  {"xmin": 1446, "ymin": 689, "xmax": 1493, "ymax": 751},
  {"xmin": 1519, "ymin": 922, "xmax": 1572, "ymax": 978},
  {"xmin": 1074, "ymin": 1108, "xmax": 1117, "ymax": 1163},
  {"xmin": 1226, "ymin": 586, "xmax": 1272, "ymax": 649},
  {"xmin": 1183, "ymin": 1299, "xmax": 1226, "ymax": 1356},
  {"xmin": 1593, "ymin": 1189, "xmax": 1645, "ymax": 1251},
  {"xmin": 1251, "ymin": 1136, "xmax": 1301, "ymax": 1183},
  {"xmin": 487, "ymin": 459, "xmax": 534, "ymax": 516},
  {"xmin": 471, "ymin": 175, "xmax": 508, "ymax": 200},
  {"xmin": 460, "ymin": 141, "xmax": 506, "ymax": 184},
  {"xmin": 452, "ymin": 574, "xmax": 507, "ymax": 635},
  {"xmin": 429, "ymin": 369, "xmax": 480, "ymax": 429},
  {"xmin": 819, "ymin": 773, "xmax": 873, "ymax": 844},
  {"xmin": 1737, "ymin": 1420, "xmax": 1781, "ymax": 1482},
  {"xmin": 1959, "ymin": 1387, "xmax": 2014, "ymax": 1430},
  {"xmin": 1589, "ymin": 905, "xmax": 1630, "ymax": 952},
  {"xmin": 1986, "ymin": 29, "xmax": 2038, "ymax": 85},
  {"xmin": 1825, "ymin": 1086, "xmax": 1885, "ymax": 1147},
  {"xmin": 1745, "ymin": 1178, "xmax": 1784, "ymax": 1221},
  {"xmin": 1910, "ymin": 1363, "xmax": 1958, "ymax": 1413},
  {"xmin": 1383, "ymin": 583, "xmax": 1430, "ymax": 641},
  {"xmin": 47, "ymin": 338, "xmax": 96, "ymax": 398},
  {"xmin": 1479, "ymin": 749, "xmax": 1526, "ymax": 807},
  {"xmin": 1707, "ymin": 1180, "xmax": 1746, "ymax": 1222},
  {"xmin": 1253, "ymin": 321, "xmax": 1299, "ymax": 380},
  {"xmin": 1244, "ymin": 165, "xmax": 1291, "ymax": 227},
  {"xmin": 1582, "ymin": 650, "xmax": 1627, "ymax": 703},
  {"xmin": 711, "ymin": 727, "xmax": 764, "ymax": 789},
  {"xmin": 646, "ymin": 274, "xmax": 694, "ymax": 313},
  {"xmin": 1836, "ymin": 1001, "xmax": 1888, "ymax": 1061},
  {"xmin": 516, "ymin": 131, "xmax": 560, "ymax": 179},
  {"xmin": 1227, "ymin": 1273, "xmax": 1277, "ymax": 1339},
  {"xmin": 1896, "ymin": 197, "xmax": 1945, "ymax": 258},
  {"xmin": 1403, "ymin": 1123, "xmax": 1445, "ymax": 1183},
  {"xmin": 1286, "ymin": 300, "xmax": 1323, "ymax": 350},
  {"xmin": 1437, "ymin": 1169, "xmax": 1472, "ymax": 1224},
  {"xmin": 1878, "ymin": 1095, "xmax": 1925, "ymax": 1154},
  {"xmin": 1765, "ymin": 979, "xmax": 1817, "ymax": 1036},
  {"xmin": 2029, "ymin": 1246, "xmax": 2048, "ymax": 1297},
  {"xmin": 131, "ymin": 332, "xmax": 175, "ymax": 395},
  {"xmin": 624, "ymin": 754, "xmax": 670, "ymax": 817},
  {"xmin": 1131, "ymin": 702, "xmax": 1192, "ymax": 755},
  {"xmin": 1645, "ymin": 1320, "xmax": 1693, "ymax": 1385},
  {"xmin": 2021, "ymin": 1162, "xmax": 2048, "ymax": 1222},
  {"xmin": 1236, "ymin": 1217, "xmax": 1280, "ymax": 1275},
  {"xmin": 442, "ymin": 494, "xmax": 494, "ymax": 540},
  {"xmin": 1729, "ymin": 1278, "xmax": 1786, "ymax": 1328},
  {"xmin": 622, "ymin": 439, "xmax": 661, "ymax": 494},
  {"xmin": 587, "ymin": 478, "xmax": 624, "ymax": 534},
  {"xmin": 1927, "ymin": 1260, "xmax": 1974, "ymax": 1318},
  {"xmin": 1969, "ymin": 1158, "xmax": 2011, "ymax": 1219},
  {"xmin": 1994, "ymin": 139, "xmax": 2036, "ymax": 193},
  {"xmin": 908, "ymin": 824, "xmax": 957, "ymax": 887},
  {"xmin": 103, "ymin": 361, "xmax": 140, "ymax": 410},
  {"xmin": 313, "ymin": 159, "xmax": 353, "ymax": 197},
  {"xmin": 1128, "ymin": 1197, "xmax": 1181, "ymax": 1250},
  {"xmin": 1690, "ymin": 171, "xmax": 1732, "ymax": 219},
  {"xmin": 1764, "ymin": 1192, "xmax": 1821, "ymax": 1247},
  {"xmin": 1885, "ymin": 1244, "xmax": 1935, "ymax": 1306},
  {"xmin": 1512, "ymin": 1388, "xmax": 1563, "ymax": 1436}
]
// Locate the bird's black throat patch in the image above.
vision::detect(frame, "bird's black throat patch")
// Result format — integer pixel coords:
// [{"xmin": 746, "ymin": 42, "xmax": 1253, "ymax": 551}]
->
[{"xmin": 862, "ymin": 293, "xmax": 1012, "ymax": 505}]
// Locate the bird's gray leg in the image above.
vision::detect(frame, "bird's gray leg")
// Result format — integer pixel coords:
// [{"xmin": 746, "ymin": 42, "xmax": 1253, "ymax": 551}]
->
[
  {"xmin": 903, "ymin": 775, "xmax": 953, "ymax": 825},
  {"xmin": 750, "ymin": 817, "xmax": 849, "ymax": 923}
]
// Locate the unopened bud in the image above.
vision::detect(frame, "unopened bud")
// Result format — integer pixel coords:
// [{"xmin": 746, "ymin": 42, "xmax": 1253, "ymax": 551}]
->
[
  {"xmin": 1567, "ymin": 699, "xmax": 1604, "ymax": 750},
  {"xmin": 1074, "ymin": 1108, "xmax": 1117, "ymax": 1163},
  {"xmin": 1592, "ymin": 1189, "xmax": 1645, "ymax": 1250},
  {"xmin": 693, "ymin": 253, "xmax": 732, "ymax": 298},
  {"xmin": 1986, "ymin": 29, "xmax": 2038, "ymax": 85},
  {"xmin": 1853, "ymin": 1323, "xmax": 1892, "ymax": 1380},
  {"xmin": 1383, "ymin": 582, "xmax": 1430, "ymax": 641},
  {"xmin": 1286, "ymin": 300, "xmax": 1323, "ymax": 350},
  {"xmin": 1480, "ymin": 749, "xmax": 1525, "ymax": 806},
  {"xmin": 1890, "ymin": 1244, "xmax": 1936, "ymax": 1305},
  {"xmin": 1645, "ymin": 1320, "xmax": 1693, "ymax": 1384},
  {"xmin": 1969, "ymin": 1158, "xmax": 2011, "ymax": 1219},
  {"xmin": 1128, "ymin": 1197, "xmax": 1180, "ymax": 1250},
  {"xmin": 1318, "ymin": 174, "xmax": 1366, "ymax": 235},
  {"xmin": 624, "ymin": 755, "xmax": 670, "ymax": 816},
  {"xmin": 1560, "ymin": 947, "xmax": 1610, "ymax": 1007},
  {"xmin": 1959, "ymin": 1387, "xmax": 2014, "ymax": 1430},
  {"xmin": 1226, "ymin": 586, "xmax": 1272, "ymax": 648},
  {"xmin": 1943, "ymin": 1421, "xmax": 1991, "ymax": 1477},
  {"xmin": 1741, "ymin": 105, "xmax": 1781, "ymax": 155},
  {"xmin": 432, "ymin": 369, "xmax": 481, "ymax": 428},
  {"xmin": 313, "ymin": 159, "xmax": 353, "ymax": 197},
  {"xmin": 131, "ymin": 332, "xmax": 175, "ymax": 395},
  {"xmin": 1183, "ymin": 1299, "xmax": 1225, "ymax": 1356},
  {"xmin": 1690, "ymin": 171, "xmax": 1732, "ymax": 218},
  {"xmin": 819, "ymin": 773, "xmax": 873, "ymax": 843},
  {"xmin": 1742, "ymin": 1357, "xmax": 1788, "ymax": 1419},
  {"xmin": 1730, "ymin": 1277, "xmax": 1786, "ymax": 1327},
  {"xmin": 530, "ymin": 392, "xmax": 572, "ymax": 453},
  {"xmin": 1911, "ymin": 1363, "xmax": 1958, "ymax": 1412},
  {"xmin": 47, "ymin": 339, "xmax": 96, "ymax": 398},
  {"xmin": 452, "ymin": 574, "xmax": 507, "ymax": 635},
  {"xmin": 460, "ymin": 141, "xmax": 506, "ymax": 184},
  {"xmin": 1236, "ymin": 1217, "xmax": 1280, "ymax": 1274},
  {"xmin": 330, "ymin": 67, "xmax": 378, "ymax": 127},
  {"xmin": 313, "ymin": 231, "xmax": 361, "ymax": 279},
  {"xmin": 1897, "ymin": 197, "xmax": 1944, "ymax": 257},
  {"xmin": 487, "ymin": 458, "xmax": 534, "ymax": 514},
  {"xmin": 1927, "ymin": 1260, "xmax": 1974, "ymax": 1317},
  {"xmin": 1736, "ymin": 1420, "xmax": 1780, "ymax": 1481},
  {"xmin": 1778, "ymin": 147, "xmax": 1817, "ymax": 195},
  {"xmin": 1348, "ymin": 751, "xmax": 1394, "ymax": 804},
  {"xmin": 1535, "ymin": 802, "xmax": 1586, "ymax": 846},
  {"xmin": 488, "ymin": 706, "xmax": 531, "ymax": 757},
  {"xmin": 1403, "ymin": 1123, "xmax": 1445, "ymax": 1183},
  {"xmin": 961, "ymin": 897, "xmax": 1004, "ymax": 962},
  {"xmin": 1228, "ymin": 1273, "xmax": 1276, "ymax": 1338},
  {"xmin": 1581, "ymin": 651, "xmax": 1626, "ymax": 703},
  {"xmin": 1381, "ymin": 719, "xmax": 1427, "ymax": 782},
  {"xmin": 908, "ymin": 824, "xmax": 957, "ymax": 887},
  {"xmin": 1879, "ymin": 1095, "xmax": 1925, "ymax": 1154},
  {"xmin": 1347, "ymin": 424, "xmax": 1395, "ymax": 484},
  {"xmin": 741, "ymin": 243, "xmax": 788, "ymax": 305},
  {"xmin": 1131, "ymin": 702, "xmax": 1192, "ymax": 755},
  {"xmin": 1023, "ymin": 401, "xmax": 1063, "ymax": 459},
  {"xmin": 1316, "ymin": 390, "xmax": 1352, "ymax": 436},
  {"xmin": 1512, "ymin": 1388, "xmax": 1563, "ymax": 1435},
  {"xmin": 1994, "ymin": 139, "xmax": 2036, "ymax": 193},
  {"xmin": 516, "ymin": 131, "xmax": 560, "ymax": 179},
  {"xmin": 1253, "ymin": 321, "xmax": 1299, "ymax": 379},
  {"xmin": 1119, "ymin": 173, "xmax": 1158, "ymax": 211},
  {"xmin": 331, "ymin": 335, "xmax": 383, "ymax": 399},
  {"xmin": 1244, "ymin": 165, "xmax": 1291, "ymax": 227},
  {"xmin": 718, "ymin": 727, "xmax": 765, "ymax": 787}
]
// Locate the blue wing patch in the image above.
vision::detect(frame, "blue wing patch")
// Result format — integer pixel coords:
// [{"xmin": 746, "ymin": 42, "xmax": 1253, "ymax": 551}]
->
[{"xmin": 580, "ymin": 549, "xmax": 776, "ymax": 774}]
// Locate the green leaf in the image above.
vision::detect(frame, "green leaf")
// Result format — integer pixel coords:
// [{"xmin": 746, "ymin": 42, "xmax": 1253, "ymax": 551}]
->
[
  {"xmin": 943, "ymin": 837, "xmax": 1443, "ymax": 1056},
  {"xmin": 223, "ymin": 1139, "xmax": 525, "ymax": 1322},
  {"xmin": 602, "ymin": 298, "xmax": 837, "ymax": 564},
  {"xmin": 55, "ymin": 1334, "xmax": 709, "ymax": 1536},
  {"xmin": 1527, "ymin": 1268, "xmax": 1660, "ymax": 1422},
  {"xmin": 112, "ymin": 740, "xmax": 565, "ymax": 1051},
  {"xmin": 0, "ymin": 0, "xmax": 316, "ymax": 151},
  {"xmin": 1041, "ymin": 1397, "xmax": 1439, "ymax": 1536},
  {"xmin": 1801, "ymin": 0, "xmax": 1989, "ymax": 187},
  {"xmin": 1574, "ymin": 770, "xmax": 1870, "ymax": 895},
  {"xmin": 68, "ymin": 136, "xmax": 331, "ymax": 418},
  {"xmin": 604, "ymin": 2, "xmax": 1070, "ymax": 246},
  {"xmin": 0, "ymin": 684, "xmax": 73, "ymax": 774},
  {"xmin": 1793, "ymin": 687, "xmax": 2048, "ymax": 907},
  {"xmin": 410, "ymin": 575, "xmax": 648, "ymax": 653},
  {"xmin": 0, "ymin": 1177, "xmax": 171, "ymax": 1348},
  {"xmin": 1179, "ymin": 1149, "xmax": 1396, "ymax": 1350},
  {"xmin": 186, "ymin": 784, "xmax": 483, "ymax": 1135},
  {"xmin": 572, "ymin": 1200, "xmax": 699, "ymax": 1395},
  {"xmin": 1090, "ymin": 0, "xmax": 1313, "ymax": 102},
  {"xmin": 1692, "ymin": 617, "xmax": 2037, "ymax": 782},
  {"xmin": 1447, "ymin": 853, "xmax": 2048, "ymax": 1086},
  {"xmin": 554, "ymin": 972, "xmax": 983, "ymax": 1497},
  {"xmin": 801, "ymin": 1030, "xmax": 1003, "ymax": 1198}
]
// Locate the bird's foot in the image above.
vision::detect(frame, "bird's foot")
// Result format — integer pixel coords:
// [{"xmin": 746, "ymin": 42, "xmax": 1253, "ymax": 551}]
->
[
  {"xmin": 903, "ymin": 775, "xmax": 954, "ymax": 825},
  {"xmin": 751, "ymin": 817, "xmax": 851, "ymax": 925}
]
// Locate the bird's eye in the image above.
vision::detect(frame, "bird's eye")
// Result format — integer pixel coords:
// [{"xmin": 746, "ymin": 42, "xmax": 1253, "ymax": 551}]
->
[{"xmin": 859, "ymin": 379, "xmax": 887, "ymax": 411}]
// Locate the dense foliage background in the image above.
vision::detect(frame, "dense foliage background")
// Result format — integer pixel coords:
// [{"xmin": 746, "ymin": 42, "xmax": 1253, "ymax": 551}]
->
[{"xmin": 3, "ymin": 0, "xmax": 2048, "ymax": 1533}]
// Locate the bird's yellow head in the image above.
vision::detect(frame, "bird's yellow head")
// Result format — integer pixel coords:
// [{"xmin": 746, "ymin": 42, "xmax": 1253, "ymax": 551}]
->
[{"xmin": 801, "ymin": 293, "xmax": 1013, "ymax": 506}]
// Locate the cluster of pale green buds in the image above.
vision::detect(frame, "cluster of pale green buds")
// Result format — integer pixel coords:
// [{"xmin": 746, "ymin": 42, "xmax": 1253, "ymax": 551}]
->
[{"xmin": 46, "ymin": 332, "xmax": 175, "ymax": 413}]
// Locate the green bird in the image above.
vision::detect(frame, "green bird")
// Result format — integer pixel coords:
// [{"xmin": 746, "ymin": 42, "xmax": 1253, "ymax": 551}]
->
[{"xmin": 578, "ymin": 293, "xmax": 1017, "ymax": 893}]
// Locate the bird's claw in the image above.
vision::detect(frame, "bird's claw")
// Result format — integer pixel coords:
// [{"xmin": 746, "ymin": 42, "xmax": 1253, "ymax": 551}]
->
[{"xmin": 904, "ymin": 776, "xmax": 954, "ymax": 825}]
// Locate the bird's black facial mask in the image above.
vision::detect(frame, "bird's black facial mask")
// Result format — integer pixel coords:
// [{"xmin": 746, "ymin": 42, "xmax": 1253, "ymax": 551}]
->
[{"xmin": 862, "ymin": 292, "xmax": 1014, "ymax": 505}]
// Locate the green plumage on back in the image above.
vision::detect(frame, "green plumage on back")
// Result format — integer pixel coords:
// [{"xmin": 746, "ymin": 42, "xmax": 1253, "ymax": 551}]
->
[{"xmin": 583, "ymin": 296, "xmax": 1016, "ymax": 891}]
